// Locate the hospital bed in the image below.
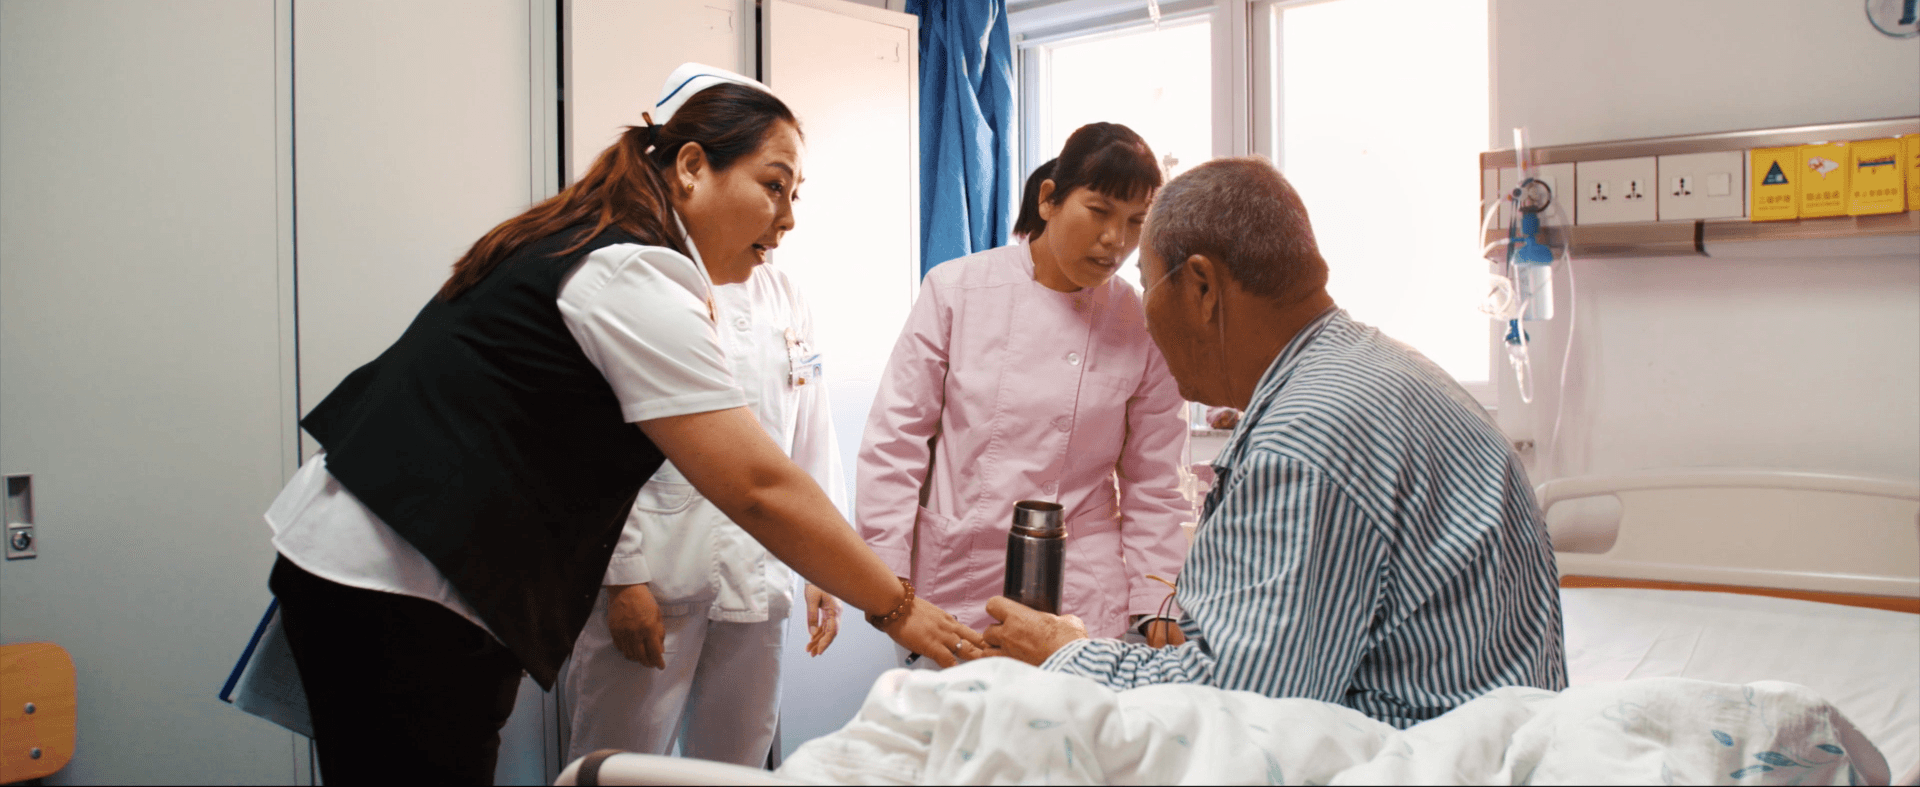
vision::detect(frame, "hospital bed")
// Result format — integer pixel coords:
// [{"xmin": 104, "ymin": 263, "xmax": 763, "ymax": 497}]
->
[
  {"xmin": 557, "ymin": 468, "xmax": 1920, "ymax": 785},
  {"xmin": 1546, "ymin": 469, "xmax": 1920, "ymax": 784}
]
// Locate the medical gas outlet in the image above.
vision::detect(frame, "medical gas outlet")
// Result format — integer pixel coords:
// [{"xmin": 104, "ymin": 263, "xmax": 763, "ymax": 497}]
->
[{"xmin": 1496, "ymin": 164, "xmax": 1573, "ymax": 228}]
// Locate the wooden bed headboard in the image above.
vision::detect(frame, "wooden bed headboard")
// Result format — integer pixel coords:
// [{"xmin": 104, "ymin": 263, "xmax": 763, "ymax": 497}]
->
[{"xmin": 1538, "ymin": 470, "xmax": 1920, "ymax": 613}]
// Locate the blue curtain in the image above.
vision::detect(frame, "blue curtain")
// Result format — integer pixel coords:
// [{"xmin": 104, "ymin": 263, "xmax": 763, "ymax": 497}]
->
[{"xmin": 906, "ymin": 0, "xmax": 1015, "ymax": 277}]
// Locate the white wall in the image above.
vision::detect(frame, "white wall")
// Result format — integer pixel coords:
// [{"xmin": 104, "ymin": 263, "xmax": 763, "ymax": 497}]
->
[
  {"xmin": 0, "ymin": 2, "xmax": 302, "ymax": 783},
  {"xmin": 1491, "ymin": 0, "xmax": 1920, "ymax": 486},
  {"xmin": 1493, "ymin": 0, "xmax": 1920, "ymax": 148},
  {"xmin": 1523, "ymin": 254, "xmax": 1920, "ymax": 481}
]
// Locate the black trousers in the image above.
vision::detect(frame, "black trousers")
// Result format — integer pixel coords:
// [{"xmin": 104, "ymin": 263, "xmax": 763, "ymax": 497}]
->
[{"xmin": 270, "ymin": 555, "xmax": 524, "ymax": 784}]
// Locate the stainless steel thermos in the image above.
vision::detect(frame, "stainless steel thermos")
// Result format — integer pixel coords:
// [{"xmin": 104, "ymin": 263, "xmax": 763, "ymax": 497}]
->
[{"xmin": 1003, "ymin": 500, "xmax": 1066, "ymax": 613}]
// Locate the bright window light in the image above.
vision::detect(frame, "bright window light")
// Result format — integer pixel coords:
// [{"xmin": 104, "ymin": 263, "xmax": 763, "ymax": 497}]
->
[
  {"xmin": 1278, "ymin": 0, "xmax": 1490, "ymax": 386},
  {"xmin": 1042, "ymin": 18, "xmax": 1213, "ymax": 290}
]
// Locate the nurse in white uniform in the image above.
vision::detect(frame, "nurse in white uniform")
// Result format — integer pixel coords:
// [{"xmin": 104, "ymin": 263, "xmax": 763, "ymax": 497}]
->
[{"xmin": 563, "ymin": 263, "xmax": 844, "ymax": 766}]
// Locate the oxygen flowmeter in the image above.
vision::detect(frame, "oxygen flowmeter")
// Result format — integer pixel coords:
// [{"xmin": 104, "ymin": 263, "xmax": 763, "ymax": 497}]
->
[
  {"xmin": 1481, "ymin": 128, "xmax": 1571, "ymax": 407},
  {"xmin": 1509, "ymin": 180, "xmax": 1556, "ymax": 321}
]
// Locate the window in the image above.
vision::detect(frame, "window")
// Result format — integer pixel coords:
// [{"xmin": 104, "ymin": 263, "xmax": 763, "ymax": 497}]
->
[
  {"xmin": 1018, "ymin": 8, "xmax": 1216, "ymax": 290},
  {"xmin": 1267, "ymin": 0, "xmax": 1490, "ymax": 388},
  {"xmin": 1043, "ymin": 19, "xmax": 1213, "ymax": 189},
  {"xmin": 1014, "ymin": 0, "xmax": 1492, "ymax": 393}
]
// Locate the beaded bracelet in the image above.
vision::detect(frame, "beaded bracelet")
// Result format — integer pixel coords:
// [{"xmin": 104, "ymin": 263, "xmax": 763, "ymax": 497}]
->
[{"xmin": 865, "ymin": 577, "xmax": 915, "ymax": 630}]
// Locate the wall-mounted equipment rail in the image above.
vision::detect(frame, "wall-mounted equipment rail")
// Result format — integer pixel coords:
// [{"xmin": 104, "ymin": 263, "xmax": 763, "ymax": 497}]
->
[{"xmin": 1482, "ymin": 117, "xmax": 1919, "ymax": 259}]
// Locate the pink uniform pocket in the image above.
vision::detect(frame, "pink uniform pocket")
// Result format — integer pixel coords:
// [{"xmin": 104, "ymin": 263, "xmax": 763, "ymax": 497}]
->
[
  {"xmin": 1059, "ymin": 509, "xmax": 1128, "ymax": 639},
  {"xmin": 911, "ymin": 505, "xmax": 980, "ymax": 621}
]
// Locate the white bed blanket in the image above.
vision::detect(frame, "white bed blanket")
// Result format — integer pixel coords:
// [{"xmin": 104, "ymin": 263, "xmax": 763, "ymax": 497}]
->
[{"xmin": 777, "ymin": 659, "xmax": 1889, "ymax": 785}]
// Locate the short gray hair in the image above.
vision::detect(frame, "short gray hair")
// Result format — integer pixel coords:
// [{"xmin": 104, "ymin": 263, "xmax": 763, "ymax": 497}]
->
[{"xmin": 1145, "ymin": 157, "xmax": 1327, "ymax": 302}]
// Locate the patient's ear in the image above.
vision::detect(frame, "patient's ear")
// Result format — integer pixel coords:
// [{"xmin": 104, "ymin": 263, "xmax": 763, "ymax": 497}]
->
[{"xmin": 1183, "ymin": 254, "xmax": 1222, "ymax": 323}]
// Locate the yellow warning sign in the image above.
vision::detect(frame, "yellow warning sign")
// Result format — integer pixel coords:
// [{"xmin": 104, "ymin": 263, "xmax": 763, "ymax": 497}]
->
[
  {"xmin": 1907, "ymin": 135, "xmax": 1920, "ymax": 213},
  {"xmin": 1848, "ymin": 138, "xmax": 1905, "ymax": 216},
  {"xmin": 1797, "ymin": 142, "xmax": 1849, "ymax": 218},
  {"xmin": 1749, "ymin": 146, "xmax": 1799, "ymax": 222}
]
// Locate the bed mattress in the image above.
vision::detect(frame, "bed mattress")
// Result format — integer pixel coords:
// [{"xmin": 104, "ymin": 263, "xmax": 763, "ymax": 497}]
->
[{"xmin": 1562, "ymin": 587, "xmax": 1919, "ymax": 779}]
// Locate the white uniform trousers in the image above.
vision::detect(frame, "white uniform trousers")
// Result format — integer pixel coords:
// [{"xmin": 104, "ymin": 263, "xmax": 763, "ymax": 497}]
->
[{"xmin": 564, "ymin": 587, "xmax": 786, "ymax": 766}]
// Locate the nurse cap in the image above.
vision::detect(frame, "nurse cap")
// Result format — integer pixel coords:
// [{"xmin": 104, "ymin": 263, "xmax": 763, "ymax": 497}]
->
[{"xmin": 645, "ymin": 62, "xmax": 774, "ymax": 128}]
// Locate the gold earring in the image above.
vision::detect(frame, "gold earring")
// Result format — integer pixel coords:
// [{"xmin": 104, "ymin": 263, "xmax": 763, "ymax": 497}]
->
[{"xmin": 684, "ymin": 181, "xmax": 695, "ymax": 195}]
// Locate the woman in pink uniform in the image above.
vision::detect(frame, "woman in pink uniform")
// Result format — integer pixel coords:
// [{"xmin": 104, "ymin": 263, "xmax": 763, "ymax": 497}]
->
[{"xmin": 857, "ymin": 123, "xmax": 1192, "ymax": 650}]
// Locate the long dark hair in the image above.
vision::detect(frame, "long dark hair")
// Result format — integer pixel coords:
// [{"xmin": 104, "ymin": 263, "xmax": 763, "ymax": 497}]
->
[
  {"xmin": 1012, "ymin": 158, "xmax": 1057, "ymax": 239},
  {"xmin": 437, "ymin": 83, "xmax": 799, "ymax": 300},
  {"xmin": 1011, "ymin": 123, "xmax": 1161, "ymax": 240}
]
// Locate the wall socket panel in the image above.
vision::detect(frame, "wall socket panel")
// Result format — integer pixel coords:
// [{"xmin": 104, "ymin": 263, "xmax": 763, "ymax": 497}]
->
[
  {"xmin": 1574, "ymin": 157, "xmax": 1658, "ymax": 224},
  {"xmin": 1657, "ymin": 151, "xmax": 1746, "ymax": 220},
  {"xmin": 1495, "ymin": 163, "xmax": 1576, "ymax": 228}
]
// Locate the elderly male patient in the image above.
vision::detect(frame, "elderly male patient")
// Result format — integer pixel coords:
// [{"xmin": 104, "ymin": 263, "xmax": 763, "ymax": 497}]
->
[{"xmin": 978, "ymin": 157, "xmax": 1566, "ymax": 728}]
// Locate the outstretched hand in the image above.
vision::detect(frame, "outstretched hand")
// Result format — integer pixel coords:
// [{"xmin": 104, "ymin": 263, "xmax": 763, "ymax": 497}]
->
[{"xmin": 882, "ymin": 597, "xmax": 987, "ymax": 668}]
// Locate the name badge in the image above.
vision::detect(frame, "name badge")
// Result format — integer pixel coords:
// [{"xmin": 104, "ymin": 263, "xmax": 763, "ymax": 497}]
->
[{"xmin": 785, "ymin": 327, "xmax": 821, "ymax": 388}]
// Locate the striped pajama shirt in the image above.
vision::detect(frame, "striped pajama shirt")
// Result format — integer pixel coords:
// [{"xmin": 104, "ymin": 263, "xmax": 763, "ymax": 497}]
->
[{"xmin": 1041, "ymin": 308, "xmax": 1567, "ymax": 728}]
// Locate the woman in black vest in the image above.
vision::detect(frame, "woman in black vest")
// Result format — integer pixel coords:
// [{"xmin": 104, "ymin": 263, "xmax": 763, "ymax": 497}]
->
[{"xmin": 263, "ymin": 65, "xmax": 984, "ymax": 783}]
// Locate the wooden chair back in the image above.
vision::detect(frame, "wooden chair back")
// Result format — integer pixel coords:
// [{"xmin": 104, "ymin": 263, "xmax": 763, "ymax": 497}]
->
[{"xmin": 0, "ymin": 642, "xmax": 76, "ymax": 783}]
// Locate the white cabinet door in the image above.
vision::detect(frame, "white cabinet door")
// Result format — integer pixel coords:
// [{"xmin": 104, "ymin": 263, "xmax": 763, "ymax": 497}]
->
[
  {"xmin": 762, "ymin": 0, "xmax": 919, "ymax": 507},
  {"xmin": 292, "ymin": 2, "xmax": 562, "ymax": 783},
  {"xmin": 0, "ymin": 2, "xmax": 298, "ymax": 782},
  {"xmin": 294, "ymin": 0, "xmax": 543, "ymax": 432},
  {"xmin": 564, "ymin": 0, "xmax": 756, "ymax": 183},
  {"xmin": 761, "ymin": 0, "xmax": 920, "ymax": 760}
]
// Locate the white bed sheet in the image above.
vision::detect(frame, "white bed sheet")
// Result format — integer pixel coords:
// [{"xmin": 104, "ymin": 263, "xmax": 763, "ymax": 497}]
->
[
  {"xmin": 777, "ymin": 659, "xmax": 1888, "ymax": 785},
  {"xmin": 1562, "ymin": 587, "xmax": 1920, "ymax": 779}
]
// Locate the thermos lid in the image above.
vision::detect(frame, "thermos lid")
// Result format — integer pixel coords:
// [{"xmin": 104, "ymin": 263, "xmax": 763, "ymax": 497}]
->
[{"xmin": 1011, "ymin": 500, "xmax": 1065, "ymax": 538}]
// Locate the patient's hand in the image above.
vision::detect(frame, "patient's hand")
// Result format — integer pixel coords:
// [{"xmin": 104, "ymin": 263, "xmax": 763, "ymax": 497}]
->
[
  {"xmin": 1207, "ymin": 407, "xmax": 1241, "ymax": 429},
  {"xmin": 1145, "ymin": 619, "xmax": 1187, "ymax": 648},
  {"xmin": 978, "ymin": 596, "xmax": 1088, "ymax": 666},
  {"xmin": 607, "ymin": 583, "xmax": 668, "ymax": 669}
]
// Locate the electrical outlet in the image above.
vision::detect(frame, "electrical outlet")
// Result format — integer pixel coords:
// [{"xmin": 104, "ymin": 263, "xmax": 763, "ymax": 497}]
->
[
  {"xmin": 1497, "ymin": 163, "xmax": 1576, "ymax": 228},
  {"xmin": 1574, "ymin": 157, "xmax": 1658, "ymax": 224},
  {"xmin": 1658, "ymin": 151, "xmax": 1746, "ymax": 220}
]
